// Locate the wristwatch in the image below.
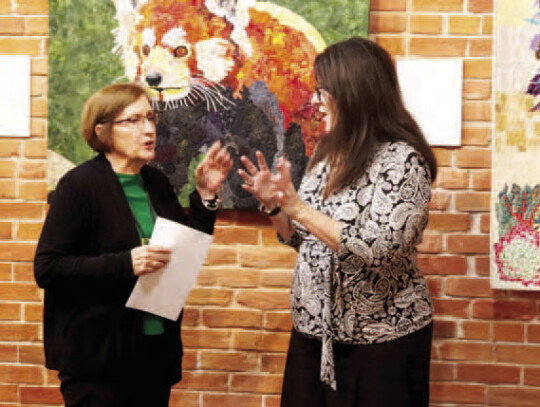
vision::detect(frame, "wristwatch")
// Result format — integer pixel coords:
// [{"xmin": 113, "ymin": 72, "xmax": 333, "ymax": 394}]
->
[{"xmin": 258, "ymin": 202, "xmax": 281, "ymax": 216}]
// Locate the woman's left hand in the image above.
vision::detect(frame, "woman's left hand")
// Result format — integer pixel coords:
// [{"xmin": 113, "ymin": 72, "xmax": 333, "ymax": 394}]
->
[
  {"xmin": 195, "ymin": 141, "xmax": 233, "ymax": 200},
  {"xmin": 272, "ymin": 156, "xmax": 305, "ymax": 219}
]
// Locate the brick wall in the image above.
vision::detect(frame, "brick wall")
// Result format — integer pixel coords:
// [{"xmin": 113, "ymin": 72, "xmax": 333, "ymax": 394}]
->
[{"xmin": 2, "ymin": 0, "xmax": 538, "ymax": 406}]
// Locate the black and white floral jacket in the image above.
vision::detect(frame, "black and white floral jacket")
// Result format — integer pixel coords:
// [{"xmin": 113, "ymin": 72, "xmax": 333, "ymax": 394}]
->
[{"xmin": 281, "ymin": 141, "xmax": 433, "ymax": 389}]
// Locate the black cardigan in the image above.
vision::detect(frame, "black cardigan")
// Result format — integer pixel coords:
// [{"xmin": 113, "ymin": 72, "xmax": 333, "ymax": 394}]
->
[{"xmin": 34, "ymin": 154, "xmax": 216, "ymax": 382}]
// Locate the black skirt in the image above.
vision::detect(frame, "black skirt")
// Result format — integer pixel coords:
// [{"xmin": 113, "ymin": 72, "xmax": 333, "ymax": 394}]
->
[{"xmin": 281, "ymin": 322, "xmax": 433, "ymax": 407}]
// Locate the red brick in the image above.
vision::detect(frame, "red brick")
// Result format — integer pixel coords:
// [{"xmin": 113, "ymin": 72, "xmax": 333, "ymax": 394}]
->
[
  {"xmin": 480, "ymin": 213, "xmax": 490, "ymax": 233},
  {"xmin": 236, "ymin": 289, "xmax": 290, "ymax": 310},
  {"xmin": 433, "ymin": 298, "xmax": 470, "ymax": 318},
  {"xmin": 181, "ymin": 350, "xmax": 197, "ymax": 370},
  {"xmin": 435, "ymin": 168, "xmax": 469, "ymax": 190},
  {"xmin": 181, "ymin": 307, "xmax": 199, "ymax": 327},
  {"xmin": 0, "ymin": 344, "xmax": 17, "ymax": 363},
  {"xmin": 0, "ymin": 323, "xmax": 39, "ymax": 341},
  {"xmin": 429, "ymin": 190, "xmax": 451, "ymax": 210},
  {"xmin": 0, "ymin": 140, "xmax": 21, "ymax": 157},
  {"xmin": 469, "ymin": 38, "xmax": 493, "ymax": 57},
  {"xmin": 527, "ymin": 324, "xmax": 540, "ymax": 343},
  {"xmin": 462, "ymin": 124, "xmax": 491, "ymax": 146},
  {"xmin": 24, "ymin": 139, "xmax": 47, "ymax": 157},
  {"xmin": 231, "ymin": 373, "xmax": 282, "ymax": 394},
  {"xmin": 463, "ymin": 100, "xmax": 492, "ymax": 121},
  {"xmin": 0, "ymin": 282, "xmax": 40, "ymax": 301},
  {"xmin": 203, "ymin": 393, "xmax": 262, "ymax": 407},
  {"xmin": 16, "ymin": 0, "xmax": 49, "ymax": 14},
  {"xmin": 410, "ymin": 38, "xmax": 467, "ymax": 57},
  {"xmin": 262, "ymin": 332, "xmax": 290, "ymax": 352},
  {"xmin": 468, "ymin": 0, "xmax": 493, "ymax": 13},
  {"xmin": 264, "ymin": 311, "xmax": 292, "ymax": 331},
  {"xmin": 17, "ymin": 222, "xmax": 43, "ymax": 240},
  {"xmin": 19, "ymin": 344, "xmax": 44, "ymax": 364},
  {"xmin": 464, "ymin": 59, "xmax": 492, "ymax": 78},
  {"xmin": 204, "ymin": 246, "xmax": 237, "ymax": 265},
  {"xmin": 262, "ymin": 228, "xmax": 280, "ymax": 246},
  {"xmin": 430, "ymin": 383, "xmax": 485, "ymax": 404},
  {"xmin": 410, "ymin": 15, "xmax": 443, "ymax": 34},
  {"xmin": 175, "ymin": 371, "xmax": 228, "ymax": 391},
  {"xmin": 213, "ymin": 226, "xmax": 259, "ymax": 245},
  {"xmin": 0, "ymin": 202, "xmax": 44, "ymax": 218},
  {"xmin": 487, "ymin": 387, "xmax": 540, "ymax": 407},
  {"xmin": 426, "ymin": 276, "xmax": 442, "ymax": 296},
  {"xmin": 463, "ymin": 80, "xmax": 491, "ymax": 101},
  {"xmin": 493, "ymin": 322, "xmax": 525, "ymax": 342},
  {"xmin": 449, "ymin": 16, "xmax": 481, "ymax": 34},
  {"xmin": 433, "ymin": 148, "xmax": 452, "ymax": 166},
  {"xmin": 446, "ymin": 277, "xmax": 493, "ymax": 297},
  {"xmin": 262, "ymin": 354, "xmax": 287, "ymax": 374},
  {"xmin": 203, "ymin": 309, "xmax": 262, "ymax": 329},
  {"xmin": 0, "ymin": 264, "xmax": 11, "ymax": 281},
  {"xmin": 0, "ymin": 38, "xmax": 42, "ymax": 55},
  {"xmin": 233, "ymin": 331, "xmax": 264, "ymax": 351},
  {"xmin": 181, "ymin": 328, "xmax": 231, "ymax": 349},
  {"xmin": 427, "ymin": 213, "xmax": 470, "ymax": 231},
  {"xmin": 20, "ymin": 161, "xmax": 46, "ymax": 178},
  {"xmin": 0, "ymin": 383, "xmax": 17, "ymax": 402},
  {"xmin": 447, "ymin": 234, "xmax": 489, "ymax": 254},
  {"xmin": 371, "ymin": 0, "xmax": 407, "ymax": 12},
  {"xmin": 260, "ymin": 271, "xmax": 292, "ymax": 288},
  {"xmin": 13, "ymin": 263, "xmax": 34, "ymax": 281},
  {"xmin": 197, "ymin": 267, "xmax": 259, "ymax": 288},
  {"xmin": 471, "ymin": 169, "xmax": 491, "ymax": 191},
  {"xmin": 369, "ymin": 13, "xmax": 406, "ymax": 33},
  {"xmin": 524, "ymin": 367, "xmax": 540, "ymax": 386},
  {"xmin": 412, "ymin": 0, "xmax": 464, "ymax": 12},
  {"xmin": 455, "ymin": 148, "xmax": 491, "ymax": 168},
  {"xmin": 0, "ymin": 160, "xmax": 15, "ymax": 178},
  {"xmin": 483, "ymin": 15, "xmax": 493, "ymax": 34},
  {"xmin": 439, "ymin": 341, "xmax": 493, "ymax": 361},
  {"xmin": 433, "ymin": 319, "xmax": 457, "ymax": 338},
  {"xmin": 0, "ymin": 303, "xmax": 20, "ymax": 321},
  {"xmin": 457, "ymin": 363, "xmax": 520, "ymax": 384},
  {"xmin": 200, "ymin": 351, "xmax": 259, "ymax": 372},
  {"xmin": 475, "ymin": 256, "xmax": 490, "ymax": 276},
  {"xmin": 473, "ymin": 300, "xmax": 536, "ymax": 321},
  {"xmin": 0, "ymin": 365, "xmax": 42, "ymax": 384},
  {"xmin": 430, "ymin": 362, "xmax": 456, "ymax": 381},
  {"xmin": 0, "ymin": 222, "xmax": 11, "ymax": 239},
  {"xmin": 185, "ymin": 288, "xmax": 233, "ymax": 306},
  {"xmin": 0, "ymin": 179, "xmax": 15, "ymax": 198},
  {"xmin": 239, "ymin": 246, "xmax": 297, "ymax": 268},
  {"xmin": 169, "ymin": 390, "xmax": 199, "ymax": 406},
  {"xmin": 496, "ymin": 344, "xmax": 540, "ymax": 365},
  {"xmin": 418, "ymin": 255, "xmax": 467, "ymax": 276},
  {"xmin": 19, "ymin": 180, "xmax": 47, "ymax": 200},
  {"xmin": 373, "ymin": 36, "xmax": 405, "ymax": 56},
  {"xmin": 417, "ymin": 233, "xmax": 443, "ymax": 254},
  {"xmin": 461, "ymin": 321, "xmax": 490, "ymax": 340},
  {"xmin": 0, "ymin": 16, "xmax": 24, "ymax": 34}
]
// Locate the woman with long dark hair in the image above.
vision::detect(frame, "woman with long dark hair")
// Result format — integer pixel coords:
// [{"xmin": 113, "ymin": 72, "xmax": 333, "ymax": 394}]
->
[{"xmin": 240, "ymin": 37, "xmax": 437, "ymax": 407}]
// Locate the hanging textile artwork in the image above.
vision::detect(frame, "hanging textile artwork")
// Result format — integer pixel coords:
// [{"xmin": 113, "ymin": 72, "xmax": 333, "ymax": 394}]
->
[
  {"xmin": 48, "ymin": 0, "xmax": 370, "ymax": 207},
  {"xmin": 492, "ymin": 0, "xmax": 540, "ymax": 289}
]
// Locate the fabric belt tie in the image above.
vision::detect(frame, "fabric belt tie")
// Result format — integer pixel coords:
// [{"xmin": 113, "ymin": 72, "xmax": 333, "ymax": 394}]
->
[{"xmin": 320, "ymin": 254, "xmax": 337, "ymax": 390}]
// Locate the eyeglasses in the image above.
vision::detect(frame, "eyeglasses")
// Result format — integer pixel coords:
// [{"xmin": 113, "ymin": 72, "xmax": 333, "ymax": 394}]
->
[{"xmin": 111, "ymin": 112, "xmax": 159, "ymax": 128}]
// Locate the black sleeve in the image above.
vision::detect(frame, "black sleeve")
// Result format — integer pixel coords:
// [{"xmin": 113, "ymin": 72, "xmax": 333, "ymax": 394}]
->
[{"xmin": 34, "ymin": 176, "xmax": 134, "ymax": 290}]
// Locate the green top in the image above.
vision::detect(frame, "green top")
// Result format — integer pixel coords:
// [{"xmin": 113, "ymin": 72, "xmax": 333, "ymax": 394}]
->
[{"xmin": 116, "ymin": 172, "xmax": 165, "ymax": 336}]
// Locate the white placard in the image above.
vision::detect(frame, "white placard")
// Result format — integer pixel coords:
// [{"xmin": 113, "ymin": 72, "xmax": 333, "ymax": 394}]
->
[
  {"xmin": 0, "ymin": 55, "xmax": 30, "ymax": 137},
  {"xmin": 126, "ymin": 217, "xmax": 213, "ymax": 320},
  {"xmin": 397, "ymin": 58, "xmax": 462, "ymax": 146}
]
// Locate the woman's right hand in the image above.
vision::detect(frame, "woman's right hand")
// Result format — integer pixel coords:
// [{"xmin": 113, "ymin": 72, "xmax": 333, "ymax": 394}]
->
[
  {"xmin": 131, "ymin": 245, "xmax": 172, "ymax": 276},
  {"xmin": 238, "ymin": 151, "xmax": 279, "ymax": 207}
]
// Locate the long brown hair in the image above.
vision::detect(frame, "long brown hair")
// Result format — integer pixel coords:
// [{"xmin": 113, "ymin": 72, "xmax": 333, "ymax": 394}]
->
[{"xmin": 309, "ymin": 37, "xmax": 437, "ymax": 196}]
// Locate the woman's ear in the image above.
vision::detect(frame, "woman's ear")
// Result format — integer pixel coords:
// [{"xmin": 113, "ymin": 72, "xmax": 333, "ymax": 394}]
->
[{"xmin": 95, "ymin": 124, "xmax": 104, "ymax": 137}]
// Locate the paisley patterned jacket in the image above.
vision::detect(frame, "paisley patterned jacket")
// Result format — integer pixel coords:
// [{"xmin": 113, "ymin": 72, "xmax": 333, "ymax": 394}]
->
[{"xmin": 281, "ymin": 141, "xmax": 433, "ymax": 389}]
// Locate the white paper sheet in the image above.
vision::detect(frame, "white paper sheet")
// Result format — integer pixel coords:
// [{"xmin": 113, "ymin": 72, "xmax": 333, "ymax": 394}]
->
[
  {"xmin": 397, "ymin": 58, "xmax": 462, "ymax": 146},
  {"xmin": 126, "ymin": 217, "xmax": 213, "ymax": 320},
  {"xmin": 0, "ymin": 55, "xmax": 30, "ymax": 137}
]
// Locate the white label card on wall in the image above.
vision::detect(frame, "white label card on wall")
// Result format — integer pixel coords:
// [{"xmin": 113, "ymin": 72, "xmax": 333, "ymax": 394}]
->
[
  {"xmin": 397, "ymin": 58, "xmax": 462, "ymax": 146},
  {"xmin": 0, "ymin": 55, "xmax": 31, "ymax": 137}
]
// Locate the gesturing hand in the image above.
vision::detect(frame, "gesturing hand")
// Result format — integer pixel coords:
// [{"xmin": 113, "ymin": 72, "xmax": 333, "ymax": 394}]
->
[
  {"xmin": 195, "ymin": 141, "xmax": 233, "ymax": 200},
  {"xmin": 238, "ymin": 151, "xmax": 279, "ymax": 208},
  {"xmin": 131, "ymin": 245, "xmax": 172, "ymax": 276}
]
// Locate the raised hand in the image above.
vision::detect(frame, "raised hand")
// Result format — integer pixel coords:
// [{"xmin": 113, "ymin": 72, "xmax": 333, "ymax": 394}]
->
[
  {"xmin": 272, "ymin": 156, "xmax": 303, "ymax": 217},
  {"xmin": 238, "ymin": 151, "xmax": 279, "ymax": 207},
  {"xmin": 195, "ymin": 141, "xmax": 233, "ymax": 200}
]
